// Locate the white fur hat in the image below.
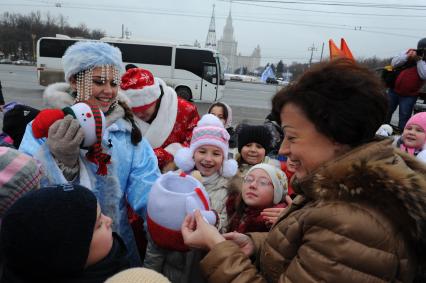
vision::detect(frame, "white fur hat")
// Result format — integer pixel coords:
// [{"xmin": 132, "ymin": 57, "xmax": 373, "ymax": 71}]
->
[
  {"xmin": 174, "ymin": 114, "xmax": 238, "ymax": 178},
  {"xmin": 246, "ymin": 163, "xmax": 288, "ymax": 204},
  {"xmin": 120, "ymin": 68, "xmax": 166, "ymax": 111},
  {"xmin": 62, "ymin": 41, "xmax": 124, "ymax": 82}
]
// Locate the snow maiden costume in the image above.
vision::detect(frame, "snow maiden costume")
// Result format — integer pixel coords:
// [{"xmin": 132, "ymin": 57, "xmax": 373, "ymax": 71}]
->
[
  {"xmin": 120, "ymin": 68, "xmax": 200, "ymax": 171},
  {"xmin": 19, "ymin": 41, "xmax": 161, "ymax": 266}
]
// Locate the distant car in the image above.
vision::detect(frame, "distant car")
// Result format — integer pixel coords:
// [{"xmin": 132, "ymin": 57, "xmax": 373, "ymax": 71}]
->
[
  {"xmin": 13, "ymin": 60, "xmax": 32, "ymax": 65},
  {"xmin": 266, "ymin": 77, "xmax": 278, "ymax": 84},
  {"xmin": 0, "ymin": 58, "xmax": 12, "ymax": 64},
  {"xmin": 230, "ymin": 75, "xmax": 243, "ymax": 81},
  {"xmin": 276, "ymin": 78, "xmax": 290, "ymax": 86}
]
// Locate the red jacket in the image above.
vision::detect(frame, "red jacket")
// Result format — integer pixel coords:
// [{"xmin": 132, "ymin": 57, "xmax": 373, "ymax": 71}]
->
[
  {"xmin": 153, "ymin": 97, "xmax": 199, "ymax": 169},
  {"xmin": 395, "ymin": 66, "xmax": 424, "ymax": 96},
  {"xmin": 280, "ymin": 161, "xmax": 296, "ymax": 197}
]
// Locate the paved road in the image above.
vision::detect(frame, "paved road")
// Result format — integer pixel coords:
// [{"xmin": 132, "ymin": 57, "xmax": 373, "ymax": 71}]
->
[{"xmin": 0, "ymin": 65, "xmax": 275, "ymax": 126}]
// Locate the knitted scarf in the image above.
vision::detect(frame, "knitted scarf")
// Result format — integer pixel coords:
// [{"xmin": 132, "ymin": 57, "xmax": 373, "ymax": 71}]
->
[{"xmin": 82, "ymin": 103, "xmax": 111, "ymax": 175}]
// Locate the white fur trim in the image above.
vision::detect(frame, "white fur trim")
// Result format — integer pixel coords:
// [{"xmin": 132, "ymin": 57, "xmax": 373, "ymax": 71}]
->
[
  {"xmin": 174, "ymin": 147, "xmax": 195, "ymax": 171},
  {"xmin": 43, "ymin": 82, "xmax": 74, "ymax": 109},
  {"xmin": 122, "ymin": 77, "xmax": 165, "ymax": 107},
  {"xmin": 221, "ymin": 159, "xmax": 238, "ymax": 178},
  {"xmin": 164, "ymin": 143, "xmax": 183, "ymax": 156},
  {"xmin": 116, "ymin": 91, "xmax": 131, "ymax": 106},
  {"xmin": 135, "ymin": 86, "xmax": 178, "ymax": 148}
]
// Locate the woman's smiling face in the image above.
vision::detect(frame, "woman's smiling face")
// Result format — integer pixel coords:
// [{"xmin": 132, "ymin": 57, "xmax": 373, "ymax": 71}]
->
[
  {"xmin": 279, "ymin": 103, "xmax": 349, "ymax": 179},
  {"xmin": 71, "ymin": 66, "xmax": 118, "ymax": 113}
]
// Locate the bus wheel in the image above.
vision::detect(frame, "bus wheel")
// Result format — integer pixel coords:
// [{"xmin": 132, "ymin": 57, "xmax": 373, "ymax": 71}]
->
[{"xmin": 176, "ymin": 87, "xmax": 192, "ymax": 101}]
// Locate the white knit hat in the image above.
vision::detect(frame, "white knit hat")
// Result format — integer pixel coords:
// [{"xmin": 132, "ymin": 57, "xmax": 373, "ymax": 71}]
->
[
  {"xmin": 174, "ymin": 114, "xmax": 238, "ymax": 178},
  {"xmin": 105, "ymin": 268, "xmax": 170, "ymax": 283},
  {"xmin": 120, "ymin": 68, "xmax": 166, "ymax": 111},
  {"xmin": 246, "ymin": 163, "xmax": 288, "ymax": 204}
]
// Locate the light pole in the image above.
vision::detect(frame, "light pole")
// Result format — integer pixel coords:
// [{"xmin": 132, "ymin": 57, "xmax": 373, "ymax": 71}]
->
[
  {"xmin": 308, "ymin": 43, "xmax": 317, "ymax": 67},
  {"xmin": 31, "ymin": 34, "xmax": 36, "ymax": 62}
]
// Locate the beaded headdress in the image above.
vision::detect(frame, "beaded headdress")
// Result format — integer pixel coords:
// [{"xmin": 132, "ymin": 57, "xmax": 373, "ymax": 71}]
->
[{"xmin": 62, "ymin": 41, "xmax": 124, "ymax": 104}]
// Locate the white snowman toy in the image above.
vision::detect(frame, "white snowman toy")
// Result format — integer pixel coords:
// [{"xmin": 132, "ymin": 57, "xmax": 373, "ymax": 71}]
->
[{"xmin": 147, "ymin": 171, "xmax": 217, "ymax": 252}]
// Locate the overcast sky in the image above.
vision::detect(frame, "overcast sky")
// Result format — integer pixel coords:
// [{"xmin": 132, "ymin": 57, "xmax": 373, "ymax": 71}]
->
[{"xmin": 2, "ymin": 0, "xmax": 425, "ymax": 65}]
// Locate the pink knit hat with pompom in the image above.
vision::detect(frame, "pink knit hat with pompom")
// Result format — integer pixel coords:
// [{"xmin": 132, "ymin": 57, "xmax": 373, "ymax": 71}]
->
[{"xmin": 174, "ymin": 114, "xmax": 237, "ymax": 177}]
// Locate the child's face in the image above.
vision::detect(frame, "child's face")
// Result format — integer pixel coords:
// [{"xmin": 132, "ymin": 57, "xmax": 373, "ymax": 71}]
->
[
  {"xmin": 209, "ymin": 106, "xmax": 226, "ymax": 126},
  {"xmin": 242, "ymin": 169, "xmax": 274, "ymax": 208},
  {"xmin": 85, "ymin": 204, "xmax": 114, "ymax": 267},
  {"xmin": 241, "ymin": 143, "xmax": 266, "ymax": 165},
  {"xmin": 194, "ymin": 145, "xmax": 224, "ymax": 177},
  {"xmin": 402, "ymin": 124, "xmax": 426, "ymax": 149},
  {"xmin": 286, "ymin": 156, "xmax": 299, "ymax": 173}
]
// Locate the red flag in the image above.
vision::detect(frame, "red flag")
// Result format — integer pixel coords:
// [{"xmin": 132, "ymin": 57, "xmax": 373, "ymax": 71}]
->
[
  {"xmin": 329, "ymin": 39, "xmax": 344, "ymax": 59},
  {"xmin": 340, "ymin": 38, "xmax": 354, "ymax": 60}
]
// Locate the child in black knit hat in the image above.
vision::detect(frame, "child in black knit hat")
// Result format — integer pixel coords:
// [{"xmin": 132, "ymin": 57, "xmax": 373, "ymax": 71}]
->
[
  {"xmin": 235, "ymin": 124, "xmax": 276, "ymax": 169},
  {"xmin": 0, "ymin": 184, "xmax": 130, "ymax": 283}
]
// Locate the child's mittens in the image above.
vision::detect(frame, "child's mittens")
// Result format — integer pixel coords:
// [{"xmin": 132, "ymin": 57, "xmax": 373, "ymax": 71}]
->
[{"xmin": 32, "ymin": 109, "xmax": 65, "ymax": 138}]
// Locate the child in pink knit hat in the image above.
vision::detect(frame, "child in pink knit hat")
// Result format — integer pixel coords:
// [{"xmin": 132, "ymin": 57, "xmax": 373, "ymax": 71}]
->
[{"xmin": 396, "ymin": 112, "xmax": 426, "ymax": 163}]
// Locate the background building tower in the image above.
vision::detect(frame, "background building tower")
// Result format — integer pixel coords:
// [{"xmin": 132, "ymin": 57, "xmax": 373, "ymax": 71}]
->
[
  {"xmin": 217, "ymin": 10, "xmax": 238, "ymax": 72},
  {"xmin": 205, "ymin": 4, "xmax": 217, "ymax": 50}
]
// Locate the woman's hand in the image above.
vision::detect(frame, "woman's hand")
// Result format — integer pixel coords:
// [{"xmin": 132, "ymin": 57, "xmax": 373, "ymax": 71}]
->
[
  {"xmin": 261, "ymin": 195, "xmax": 292, "ymax": 224},
  {"xmin": 222, "ymin": 232, "xmax": 255, "ymax": 257},
  {"xmin": 261, "ymin": 207, "xmax": 285, "ymax": 225},
  {"xmin": 181, "ymin": 210, "xmax": 225, "ymax": 250}
]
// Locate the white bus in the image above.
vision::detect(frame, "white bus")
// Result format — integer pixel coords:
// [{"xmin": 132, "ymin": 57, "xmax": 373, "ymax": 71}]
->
[{"xmin": 36, "ymin": 36, "xmax": 225, "ymax": 102}]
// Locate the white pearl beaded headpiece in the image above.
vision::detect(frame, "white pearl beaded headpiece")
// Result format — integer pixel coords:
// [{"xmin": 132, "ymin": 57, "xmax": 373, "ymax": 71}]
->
[{"xmin": 74, "ymin": 65, "xmax": 121, "ymax": 104}]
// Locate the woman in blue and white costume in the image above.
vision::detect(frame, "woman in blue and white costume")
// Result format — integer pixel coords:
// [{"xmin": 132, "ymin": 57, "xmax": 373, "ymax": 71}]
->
[{"xmin": 19, "ymin": 41, "xmax": 161, "ymax": 266}]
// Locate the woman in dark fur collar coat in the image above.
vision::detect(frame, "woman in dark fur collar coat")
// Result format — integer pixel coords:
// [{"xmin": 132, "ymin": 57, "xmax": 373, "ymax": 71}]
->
[{"xmin": 181, "ymin": 58, "xmax": 426, "ymax": 283}]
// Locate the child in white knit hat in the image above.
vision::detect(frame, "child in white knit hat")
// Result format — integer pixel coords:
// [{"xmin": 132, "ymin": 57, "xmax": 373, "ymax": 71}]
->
[
  {"xmin": 226, "ymin": 163, "xmax": 288, "ymax": 233},
  {"xmin": 174, "ymin": 113, "xmax": 238, "ymax": 232}
]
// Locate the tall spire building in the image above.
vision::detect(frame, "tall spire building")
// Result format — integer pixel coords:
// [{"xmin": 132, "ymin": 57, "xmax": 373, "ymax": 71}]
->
[
  {"xmin": 217, "ymin": 9, "xmax": 261, "ymax": 73},
  {"xmin": 205, "ymin": 4, "xmax": 217, "ymax": 49}
]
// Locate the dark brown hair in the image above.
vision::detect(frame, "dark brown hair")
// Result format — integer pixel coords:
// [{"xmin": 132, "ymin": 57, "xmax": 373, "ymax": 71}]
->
[
  {"xmin": 118, "ymin": 100, "xmax": 142, "ymax": 145},
  {"xmin": 208, "ymin": 102, "xmax": 229, "ymax": 122},
  {"xmin": 272, "ymin": 58, "xmax": 388, "ymax": 147}
]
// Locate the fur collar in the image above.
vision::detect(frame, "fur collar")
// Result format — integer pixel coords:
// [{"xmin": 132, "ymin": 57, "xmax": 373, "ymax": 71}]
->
[
  {"xmin": 43, "ymin": 82, "xmax": 128, "ymax": 128},
  {"xmin": 294, "ymin": 138, "xmax": 426, "ymax": 248}
]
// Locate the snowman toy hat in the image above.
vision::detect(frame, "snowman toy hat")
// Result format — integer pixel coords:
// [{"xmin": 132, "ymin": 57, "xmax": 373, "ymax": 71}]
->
[
  {"xmin": 174, "ymin": 114, "xmax": 238, "ymax": 177},
  {"xmin": 147, "ymin": 171, "xmax": 217, "ymax": 252},
  {"xmin": 31, "ymin": 102, "xmax": 110, "ymax": 175}
]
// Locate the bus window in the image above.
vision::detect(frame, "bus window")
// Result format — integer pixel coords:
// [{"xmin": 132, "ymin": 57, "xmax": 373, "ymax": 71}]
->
[
  {"xmin": 39, "ymin": 39, "xmax": 77, "ymax": 58},
  {"xmin": 203, "ymin": 65, "xmax": 217, "ymax": 84},
  {"xmin": 176, "ymin": 48, "xmax": 216, "ymax": 77},
  {"xmin": 110, "ymin": 43, "xmax": 172, "ymax": 65}
]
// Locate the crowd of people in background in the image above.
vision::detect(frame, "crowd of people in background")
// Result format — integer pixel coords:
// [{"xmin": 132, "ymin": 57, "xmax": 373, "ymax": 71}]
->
[{"xmin": 0, "ymin": 39, "xmax": 424, "ymax": 283}]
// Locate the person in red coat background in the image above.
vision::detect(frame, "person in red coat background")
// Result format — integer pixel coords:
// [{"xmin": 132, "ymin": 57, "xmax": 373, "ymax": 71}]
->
[{"xmin": 120, "ymin": 67, "xmax": 200, "ymax": 172}]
